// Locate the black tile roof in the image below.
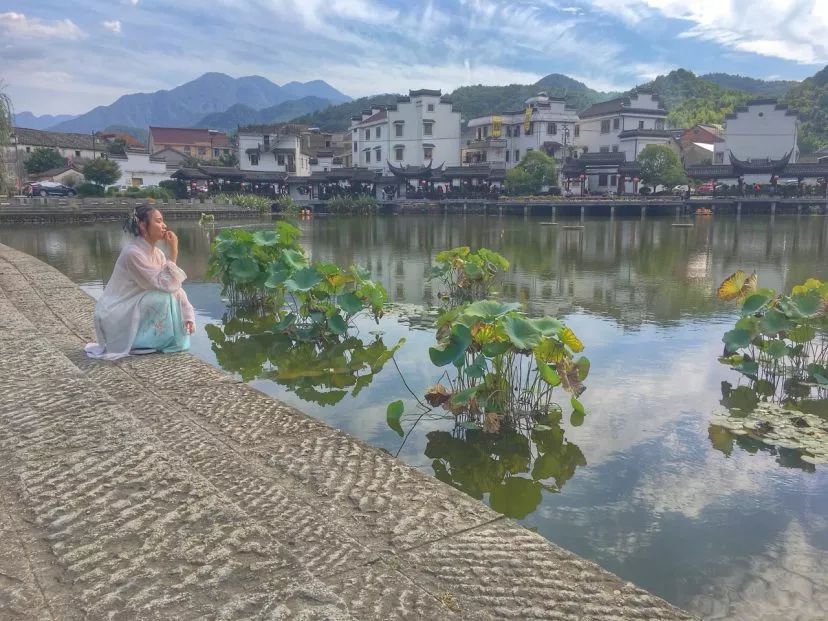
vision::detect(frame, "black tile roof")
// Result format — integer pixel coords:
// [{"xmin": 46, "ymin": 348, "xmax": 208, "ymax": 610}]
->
[
  {"xmin": 13, "ymin": 127, "xmax": 98, "ymax": 150},
  {"xmin": 618, "ymin": 129, "xmax": 674, "ymax": 139}
]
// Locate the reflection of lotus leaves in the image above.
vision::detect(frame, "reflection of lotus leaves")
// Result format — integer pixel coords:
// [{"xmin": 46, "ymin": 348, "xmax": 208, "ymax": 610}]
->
[
  {"xmin": 489, "ymin": 477, "xmax": 543, "ymax": 519},
  {"xmin": 424, "ymin": 419, "xmax": 584, "ymax": 519},
  {"xmin": 206, "ymin": 315, "xmax": 402, "ymax": 406}
]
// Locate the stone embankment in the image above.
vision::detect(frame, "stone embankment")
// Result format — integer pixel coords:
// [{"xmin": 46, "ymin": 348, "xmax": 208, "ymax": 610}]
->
[
  {"xmin": 0, "ymin": 243, "xmax": 694, "ymax": 620},
  {"xmin": 0, "ymin": 197, "xmax": 261, "ymax": 224}
]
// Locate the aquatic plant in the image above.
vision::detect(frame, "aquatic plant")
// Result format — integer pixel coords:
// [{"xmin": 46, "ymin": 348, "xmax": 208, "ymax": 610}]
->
[
  {"xmin": 208, "ymin": 222, "xmax": 388, "ymax": 338},
  {"xmin": 387, "ymin": 300, "xmax": 588, "ymax": 438},
  {"xmin": 205, "ymin": 311, "xmax": 403, "ymax": 405},
  {"xmin": 326, "ymin": 194, "xmax": 379, "ymax": 214},
  {"xmin": 428, "ymin": 247, "xmax": 509, "ymax": 301},
  {"xmin": 207, "ymin": 221, "xmax": 303, "ymax": 308},
  {"xmin": 716, "ymin": 270, "xmax": 828, "ymax": 399},
  {"xmin": 214, "ymin": 192, "xmax": 272, "ymax": 214}
]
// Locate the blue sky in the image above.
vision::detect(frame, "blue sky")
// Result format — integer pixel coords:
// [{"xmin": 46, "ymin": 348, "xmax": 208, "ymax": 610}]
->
[{"xmin": 1, "ymin": 0, "xmax": 826, "ymax": 115}]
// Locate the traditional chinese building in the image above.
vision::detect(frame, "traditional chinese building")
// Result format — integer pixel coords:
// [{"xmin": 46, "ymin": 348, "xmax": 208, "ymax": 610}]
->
[
  {"xmin": 148, "ymin": 127, "xmax": 233, "ymax": 164},
  {"xmin": 713, "ymin": 99, "xmax": 799, "ymax": 165},
  {"xmin": 350, "ymin": 89, "xmax": 461, "ymax": 172},
  {"xmin": 237, "ymin": 124, "xmax": 312, "ymax": 177},
  {"xmin": 464, "ymin": 92, "xmax": 578, "ymax": 170}
]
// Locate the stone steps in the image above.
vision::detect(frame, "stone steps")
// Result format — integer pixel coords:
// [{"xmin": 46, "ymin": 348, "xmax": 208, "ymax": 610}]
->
[{"xmin": 0, "ymin": 243, "xmax": 695, "ymax": 620}]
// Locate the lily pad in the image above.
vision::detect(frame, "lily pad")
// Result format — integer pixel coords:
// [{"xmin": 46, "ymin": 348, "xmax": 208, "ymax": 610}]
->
[{"xmin": 386, "ymin": 400, "xmax": 404, "ymax": 437}]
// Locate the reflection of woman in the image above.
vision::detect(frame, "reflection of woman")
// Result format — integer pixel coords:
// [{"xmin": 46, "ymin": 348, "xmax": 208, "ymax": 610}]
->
[{"xmin": 85, "ymin": 204, "xmax": 195, "ymax": 360}]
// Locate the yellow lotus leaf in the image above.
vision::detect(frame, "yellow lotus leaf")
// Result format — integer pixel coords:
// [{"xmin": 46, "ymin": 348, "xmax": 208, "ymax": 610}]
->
[
  {"xmin": 559, "ymin": 327, "xmax": 584, "ymax": 353},
  {"xmin": 483, "ymin": 412, "xmax": 502, "ymax": 434},
  {"xmin": 717, "ymin": 270, "xmax": 757, "ymax": 301},
  {"xmin": 535, "ymin": 337, "xmax": 566, "ymax": 363}
]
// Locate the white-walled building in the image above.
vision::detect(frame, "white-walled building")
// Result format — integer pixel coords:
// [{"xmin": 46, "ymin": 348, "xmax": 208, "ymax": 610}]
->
[
  {"xmin": 109, "ymin": 150, "xmax": 171, "ymax": 187},
  {"xmin": 12, "ymin": 127, "xmax": 105, "ymax": 162},
  {"xmin": 565, "ymin": 90, "xmax": 677, "ymax": 193},
  {"xmin": 350, "ymin": 89, "xmax": 461, "ymax": 172},
  {"xmin": 238, "ymin": 124, "xmax": 312, "ymax": 177},
  {"xmin": 713, "ymin": 99, "xmax": 799, "ymax": 165},
  {"xmin": 464, "ymin": 92, "xmax": 578, "ymax": 169}
]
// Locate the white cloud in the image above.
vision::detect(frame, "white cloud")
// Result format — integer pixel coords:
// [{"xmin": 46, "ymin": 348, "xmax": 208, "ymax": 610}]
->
[
  {"xmin": 0, "ymin": 12, "xmax": 85, "ymax": 40},
  {"xmin": 583, "ymin": 0, "xmax": 828, "ymax": 64},
  {"xmin": 103, "ymin": 20, "xmax": 122, "ymax": 34}
]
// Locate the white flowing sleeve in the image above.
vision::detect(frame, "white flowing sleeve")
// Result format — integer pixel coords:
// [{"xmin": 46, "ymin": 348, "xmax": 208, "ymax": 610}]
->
[{"xmin": 123, "ymin": 247, "xmax": 187, "ymax": 293}]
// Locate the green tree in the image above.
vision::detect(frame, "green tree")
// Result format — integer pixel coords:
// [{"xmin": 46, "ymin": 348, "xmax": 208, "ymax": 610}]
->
[
  {"xmin": 82, "ymin": 157, "xmax": 121, "ymax": 187},
  {"xmin": 505, "ymin": 150, "xmax": 557, "ymax": 195},
  {"xmin": 106, "ymin": 138, "xmax": 126, "ymax": 155},
  {"xmin": 0, "ymin": 83, "xmax": 13, "ymax": 194},
  {"xmin": 24, "ymin": 147, "xmax": 66, "ymax": 174},
  {"xmin": 218, "ymin": 151, "xmax": 238, "ymax": 167},
  {"xmin": 637, "ymin": 145, "xmax": 686, "ymax": 189}
]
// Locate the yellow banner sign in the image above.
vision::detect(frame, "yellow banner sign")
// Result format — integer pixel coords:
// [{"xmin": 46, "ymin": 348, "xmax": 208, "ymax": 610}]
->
[
  {"xmin": 523, "ymin": 107, "xmax": 533, "ymax": 133},
  {"xmin": 492, "ymin": 115, "xmax": 502, "ymax": 138}
]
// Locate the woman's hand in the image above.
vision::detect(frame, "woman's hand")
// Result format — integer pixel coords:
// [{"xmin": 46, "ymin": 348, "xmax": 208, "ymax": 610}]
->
[
  {"xmin": 184, "ymin": 321, "xmax": 195, "ymax": 335},
  {"xmin": 163, "ymin": 230, "xmax": 179, "ymax": 263}
]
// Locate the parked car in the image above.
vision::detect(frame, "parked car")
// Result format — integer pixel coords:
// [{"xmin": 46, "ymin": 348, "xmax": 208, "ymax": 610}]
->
[
  {"xmin": 673, "ymin": 184, "xmax": 695, "ymax": 195},
  {"xmin": 25, "ymin": 181, "xmax": 77, "ymax": 197},
  {"xmin": 696, "ymin": 182, "xmax": 726, "ymax": 195}
]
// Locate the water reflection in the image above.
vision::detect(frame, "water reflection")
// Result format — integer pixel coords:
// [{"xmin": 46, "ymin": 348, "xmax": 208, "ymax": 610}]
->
[
  {"xmin": 204, "ymin": 310, "xmax": 403, "ymax": 406},
  {"xmin": 3, "ymin": 215, "xmax": 828, "ymax": 619},
  {"xmin": 426, "ymin": 409, "xmax": 585, "ymax": 519}
]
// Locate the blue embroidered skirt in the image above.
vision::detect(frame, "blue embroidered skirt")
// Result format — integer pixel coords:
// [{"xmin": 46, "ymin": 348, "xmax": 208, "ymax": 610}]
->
[{"xmin": 131, "ymin": 291, "xmax": 191, "ymax": 353}]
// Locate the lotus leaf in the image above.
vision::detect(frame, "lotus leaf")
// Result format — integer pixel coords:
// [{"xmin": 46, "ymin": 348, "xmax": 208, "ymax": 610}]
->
[
  {"xmin": 764, "ymin": 339, "xmax": 789, "ymax": 359},
  {"xmin": 386, "ymin": 400, "xmax": 404, "ymax": 437},
  {"xmin": 559, "ymin": 327, "xmax": 584, "ymax": 353},
  {"xmin": 722, "ymin": 328, "xmax": 753, "ymax": 353},
  {"xmin": 717, "ymin": 270, "xmax": 757, "ymax": 301},
  {"xmin": 285, "ymin": 267, "xmax": 323, "ymax": 292},
  {"xmin": 788, "ymin": 324, "xmax": 817, "ymax": 344},
  {"xmin": 463, "ymin": 300, "xmax": 521, "ymax": 320},
  {"xmin": 463, "ymin": 262, "xmax": 484, "ymax": 281},
  {"xmin": 741, "ymin": 292, "xmax": 772, "ymax": 316},
  {"xmin": 790, "ymin": 290, "xmax": 823, "ymax": 318},
  {"xmin": 281, "ymin": 249, "xmax": 308, "ymax": 270},
  {"xmin": 538, "ymin": 362, "xmax": 561, "ymax": 386},
  {"xmin": 337, "ymin": 292, "xmax": 364, "ymax": 315},
  {"xmin": 229, "ymin": 257, "xmax": 260, "ymax": 283},
  {"xmin": 759, "ymin": 309, "xmax": 795, "ymax": 335},
  {"xmin": 489, "ymin": 477, "xmax": 542, "ymax": 519},
  {"xmin": 252, "ymin": 230, "xmax": 280, "ymax": 246},
  {"xmin": 327, "ymin": 314, "xmax": 348, "ymax": 335},
  {"xmin": 530, "ymin": 317, "xmax": 564, "ymax": 336},
  {"xmin": 429, "ymin": 324, "xmax": 472, "ymax": 366},
  {"xmin": 576, "ymin": 356, "xmax": 590, "ymax": 381},
  {"xmin": 503, "ymin": 316, "xmax": 542, "ymax": 350}
]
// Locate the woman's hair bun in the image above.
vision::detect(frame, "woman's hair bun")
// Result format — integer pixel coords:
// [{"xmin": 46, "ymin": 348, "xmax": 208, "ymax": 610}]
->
[{"xmin": 122, "ymin": 202, "xmax": 156, "ymax": 236}]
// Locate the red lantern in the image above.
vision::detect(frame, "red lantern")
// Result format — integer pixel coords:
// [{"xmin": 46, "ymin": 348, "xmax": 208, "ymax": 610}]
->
[
  {"xmin": 632, "ymin": 177, "xmax": 639, "ymax": 184},
  {"xmin": 579, "ymin": 174, "xmax": 586, "ymax": 181}
]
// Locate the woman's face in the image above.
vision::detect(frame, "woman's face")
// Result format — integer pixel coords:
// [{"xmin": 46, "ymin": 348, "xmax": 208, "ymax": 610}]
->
[{"xmin": 140, "ymin": 209, "xmax": 167, "ymax": 243}]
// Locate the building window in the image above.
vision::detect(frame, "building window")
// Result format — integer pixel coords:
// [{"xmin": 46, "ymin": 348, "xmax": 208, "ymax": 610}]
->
[
  {"xmin": 613, "ymin": 118, "xmax": 620, "ymax": 130},
  {"xmin": 483, "ymin": 126, "xmax": 489, "ymax": 138},
  {"xmin": 213, "ymin": 148, "xmax": 219, "ymax": 157},
  {"xmin": 638, "ymin": 120, "xmax": 644, "ymax": 129},
  {"xmin": 74, "ymin": 150, "xmax": 81, "ymax": 157},
  {"xmin": 514, "ymin": 149, "xmax": 520, "ymax": 161},
  {"xmin": 423, "ymin": 147, "xmax": 433, "ymax": 159},
  {"xmin": 224, "ymin": 149, "xmax": 229, "ymax": 155},
  {"xmin": 376, "ymin": 127, "xmax": 381, "ymax": 139},
  {"xmin": 610, "ymin": 175, "xmax": 617, "ymax": 187},
  {"xmin": 600, "ymin": 146, "xmax": 609, "ymax": 153},
  {"xmin": 198, "ymin": 147, "xmax": 206, "ymax": 156},
  {"xmin": 547, "ymin": 122, "xmax": 557, "ymax": 135},
  {"xmin": 132, "ymin": 177, "xmax": 143, "ymax": 187},
  {"xmin": 601, "ymin": 119, "xmax": 611, "ymax": 133},
  {"xmin": 423, "ymin": 121, "xmax": 433, "ymax": 136},
  {"xmin": 277, "ymin": 154, "xmax": 285, "ymax": 165},
  {"xmin": 427, "ymin": 103, "xmax": 434, "ymax": 112},
  {"xmin": 365, "ymin": 129, "xmax": 370, "ymax": 140},
  {"xmin": 375, "ymin": 148, "xmax": 381, "ymax": 161},
  {"xmin": 506, "ymin": 125, "xmax": 512, "ymax": 138},
  {"xmin": 582, "ymin": 146, "xmax": 588, "ymax": 153},
  {"xmin": 505, "ymin": 150, "xmax": 510, "ymax": 163},
  {"xmin": 715, "ymin": 152, "xmax": 724, "ymax": 163},
  {"xmin": 525, "ymin": 122, "xmax": 533, "ymax": 135},
  {"xmin": 364, "ymin": 150, "xmax": 370, "ymax": 163},
  {"xmin": 598, "ymin": 174, "xmax": 608, "ymax": 186},
  {"xmin": 249, "ymin": 153, "xmax": 259, "ymax": 165},
  {"xmin": 263, "ymin": 135, "xmax": 270, "ymax": 149},
  {"xmin": 612, "ymin": 145, "xmax": 619, "ymax": 152},
  {"xmin": 655, "ymin": 119, "xmax": 665, "ymax": 130},
  {"xmin": 395, "ymin": 146, "xmax": 404, "ymax": 161},
  {"xmin": 574, "ymin": 125, "xmax": 580, "ymax": 138},
  {"xmin": 395, "ymin": 123, "xmax": 403, "ymax": 137},
  {"xmin": 325, "ymin": 140, "xmax": 331, "ymax": 148},
  {"xmin": 353, "ymin": 142, "xmax": 358, "ymax": 152}
]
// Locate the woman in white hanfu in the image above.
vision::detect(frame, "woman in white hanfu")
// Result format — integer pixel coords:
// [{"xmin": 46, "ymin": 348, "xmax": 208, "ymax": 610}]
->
[{"xmin": 85, "ymin": 204, "xmax": 196, "ymax": 360}]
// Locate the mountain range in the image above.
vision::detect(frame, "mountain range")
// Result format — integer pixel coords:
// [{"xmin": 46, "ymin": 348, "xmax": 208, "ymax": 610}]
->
[
  {"xmin": 42, "ymin": 73, "xmax": 350, "ymax": 133},
  {"xmin": 13, "ymin": 111, "xmax": 78, "ymax": 130},
  {"xmin": 13, "ymin": 68, "xmax": 826, "ymax": 153}
]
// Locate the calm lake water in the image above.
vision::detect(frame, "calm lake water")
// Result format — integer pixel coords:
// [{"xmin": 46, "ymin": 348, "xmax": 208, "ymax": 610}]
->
[{"xmin": 3, "ymin": 214, "xmax": 828, "ymax": 620}]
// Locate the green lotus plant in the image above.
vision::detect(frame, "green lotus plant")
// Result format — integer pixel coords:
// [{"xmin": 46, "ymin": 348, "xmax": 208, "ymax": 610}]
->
[
  {"xmin": 717, "ymin": 271, "xmax": 828, "ymax": 401},
  {"xmin": 428, "ymin": 246, "xmax": 510, "ymax": 301},
  {"xmin": 208, "ymin": 223, "xmax": 388, "ymax": 339}
]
